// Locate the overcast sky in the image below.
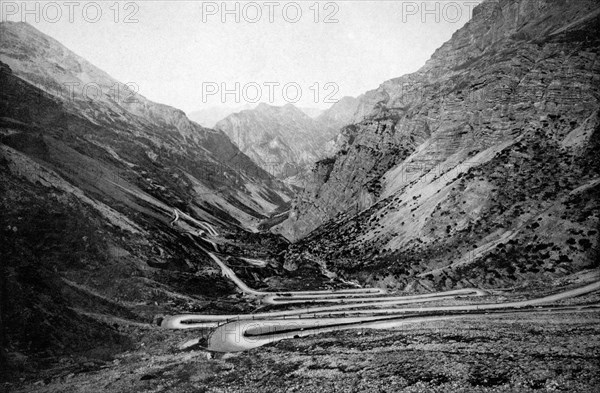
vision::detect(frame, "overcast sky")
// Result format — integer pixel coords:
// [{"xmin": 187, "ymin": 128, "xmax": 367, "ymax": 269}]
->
[{"xmin": 3, "ymin": 1, "xmax": 483, "ymax": 113}]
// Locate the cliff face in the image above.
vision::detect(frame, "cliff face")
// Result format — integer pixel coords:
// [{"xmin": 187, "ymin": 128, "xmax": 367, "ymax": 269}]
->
[
  {"xmin": 278, "ymin": 0, "xmax": 600, "ymax": 289},
  {"xmin": 215, "ymin": 98, "xmax": 359, "ymax": 185}
]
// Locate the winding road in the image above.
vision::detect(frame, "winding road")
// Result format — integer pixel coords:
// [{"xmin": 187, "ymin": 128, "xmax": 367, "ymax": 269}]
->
[{"xmin": 161, "ymin": 209, "xmax": 600, "ymax": 353}]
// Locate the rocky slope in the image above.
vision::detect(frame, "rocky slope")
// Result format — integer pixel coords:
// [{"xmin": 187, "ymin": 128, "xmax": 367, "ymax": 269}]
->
[
  {"xmin": 215, "ymin": 97, "xmax": 359, "ymax": 186},
  {"xmin": 0, "ymin": 21, "xmax": 303, "ymax": 380},
  {"xmin": 276, "ymin": 0, "xmax": 600, "ymax": 290}
]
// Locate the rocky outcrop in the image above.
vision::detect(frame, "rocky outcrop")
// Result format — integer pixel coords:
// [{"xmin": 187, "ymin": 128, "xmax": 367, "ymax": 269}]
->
[{"xmin": 278, "ymin": 0, "xmax": 600, "ymax": 289}]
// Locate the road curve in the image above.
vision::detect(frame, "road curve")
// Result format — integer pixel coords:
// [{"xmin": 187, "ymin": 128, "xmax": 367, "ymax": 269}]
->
[
  {"xmin": 160, "ymin": 290, "xmax": 487, "ymax": 329},
  {"xmin": 239, "ymin": 257, "xmax": 268, "ymax": 267},
  {"xmin": 173, "ymin": 208, "xmax": 218, "ymax": 236},
  {"xmin": 207, "ymin": 304, "xmax": 600, "ymax": 352}
]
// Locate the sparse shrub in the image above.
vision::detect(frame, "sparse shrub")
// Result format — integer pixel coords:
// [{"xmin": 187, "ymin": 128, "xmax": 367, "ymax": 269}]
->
[{"xmin": 578, "ymin": 238, "xmax": 592, "ymax": 250}]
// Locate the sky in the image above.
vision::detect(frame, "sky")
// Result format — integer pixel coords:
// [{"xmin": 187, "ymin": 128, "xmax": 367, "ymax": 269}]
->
[{"xmin": 1, "ymin": 0, "xmax": 484, "ymax": 113}]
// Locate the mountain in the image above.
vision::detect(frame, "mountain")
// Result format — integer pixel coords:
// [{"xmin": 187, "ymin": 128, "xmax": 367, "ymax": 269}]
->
[
  {"xmin": 187, "ymin": 104, "xmax": 254, "ymax": 128},
  {"xmin": 188, "ymin": 105, "xmax": 325, "ymax": 132},
  {"xmin": 0, "ymin": 21, "xmax": 298, "ymax": 376},
  {"xmin": 215, "ymin": 103, "xmax": 324, "ymax": 183},
  {"xmin": 276, "ymin": 0, "xmax": 600, "ymax": 290},
  {"xmin": 215, "ymin": 98, "xmax": 359, "ymax": 185}
]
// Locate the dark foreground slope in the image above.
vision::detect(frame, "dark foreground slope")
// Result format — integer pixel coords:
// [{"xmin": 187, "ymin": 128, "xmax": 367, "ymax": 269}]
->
[{"xmin": 277, "ymin": 0, "xmax": 600, "ymax": 290}]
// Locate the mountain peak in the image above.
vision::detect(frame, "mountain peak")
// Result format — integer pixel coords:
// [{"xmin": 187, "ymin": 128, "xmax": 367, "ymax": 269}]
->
[{"xmin": 215, "ymin": 99, "xmax": 356, "ymax": 182}]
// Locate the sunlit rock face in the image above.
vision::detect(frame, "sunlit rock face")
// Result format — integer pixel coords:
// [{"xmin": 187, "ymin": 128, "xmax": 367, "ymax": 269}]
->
[
  {"xmin": 215, "ymin": 98, "xmax": 359, "ymax": 186},
  {"xmin": 277, "ymin": 0, "xmax": 600, "ymax": 289}
]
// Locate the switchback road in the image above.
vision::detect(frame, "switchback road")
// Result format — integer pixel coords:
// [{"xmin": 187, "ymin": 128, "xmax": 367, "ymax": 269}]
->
[{"xmin": 161, "ymin": 209, "xmax": 600, "ymax": 352}]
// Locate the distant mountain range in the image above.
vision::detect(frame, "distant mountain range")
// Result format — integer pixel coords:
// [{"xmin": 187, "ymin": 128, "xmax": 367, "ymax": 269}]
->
[
  {"xmin": 188, "ymin": 105, "xmax": 324, "ymax": 129},
  {"xmin": 214, "ymin": 97, "xmax": 359, "ymax": 186}
]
